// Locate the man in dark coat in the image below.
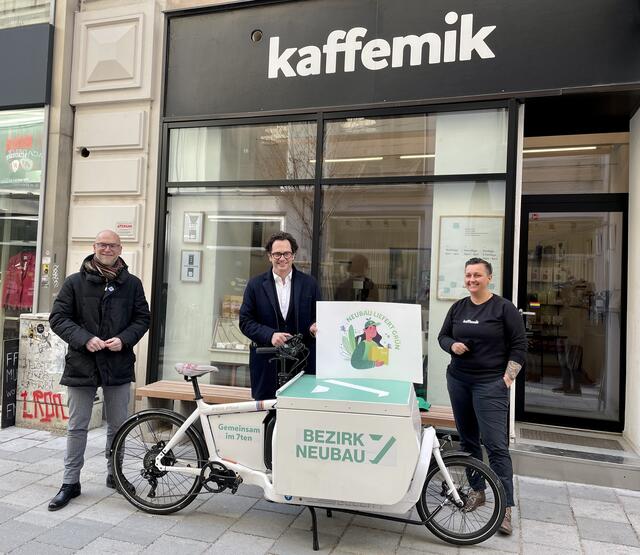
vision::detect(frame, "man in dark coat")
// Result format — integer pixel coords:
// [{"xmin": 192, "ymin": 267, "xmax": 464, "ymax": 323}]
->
[
  {"xmin": 240, "ymin": 231, "xmax": 320, "ymax": 400},
  {"xmin": 47, "ymin": 230, "xmax": 150, "ymax": 511}
]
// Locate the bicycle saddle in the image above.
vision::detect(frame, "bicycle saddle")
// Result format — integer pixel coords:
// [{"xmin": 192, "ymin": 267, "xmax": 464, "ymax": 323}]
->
[{"xmin": 175, "ymin": 363, "xmax": 219, "ymax": 377}]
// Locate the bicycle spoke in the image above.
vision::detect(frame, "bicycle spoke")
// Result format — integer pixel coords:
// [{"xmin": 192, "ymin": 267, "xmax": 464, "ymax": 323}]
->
[
  {"xmin": 112, "ymin": 414, "xmax": 204, "ymax": 513},
  {"xmin": 422, "ymin": 459, "xmax": 502, "ymax": 541}
]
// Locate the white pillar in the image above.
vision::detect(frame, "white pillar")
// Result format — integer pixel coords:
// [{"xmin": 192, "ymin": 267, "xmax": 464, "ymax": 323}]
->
[{"xmin": 625, "ymin": 112, "xmax": 640, "ymax": 452}]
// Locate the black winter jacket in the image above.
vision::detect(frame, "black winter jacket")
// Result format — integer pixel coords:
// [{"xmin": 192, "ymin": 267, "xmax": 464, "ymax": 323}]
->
[{"xmin": 49, "ymin": 255, "xmax": 151, "ymax": 387}]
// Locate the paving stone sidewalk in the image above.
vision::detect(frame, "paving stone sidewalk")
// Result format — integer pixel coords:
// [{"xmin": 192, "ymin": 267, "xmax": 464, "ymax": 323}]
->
[{"xmin": 1, "ymin": 424, "xmax": 639, "ymax": 554}]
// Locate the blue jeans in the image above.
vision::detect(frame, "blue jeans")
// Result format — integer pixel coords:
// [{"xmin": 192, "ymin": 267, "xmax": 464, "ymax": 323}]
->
[
  {"xmin": 63, "ymin": 384, "xmax": 131, "ymax": 484},
  {"xmin": 447, "ymin": 371, "xmax": 514, "ymax": 506}
]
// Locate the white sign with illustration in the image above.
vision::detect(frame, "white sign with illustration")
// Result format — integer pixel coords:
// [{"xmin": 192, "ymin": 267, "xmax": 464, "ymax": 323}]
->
[
  {"xmin": 316, "ymin": 301, "xmax": 423, "ymax": 383},
  {"xmin": 437, "ymin": 215, "xmax": 503, "ymax": 300}
]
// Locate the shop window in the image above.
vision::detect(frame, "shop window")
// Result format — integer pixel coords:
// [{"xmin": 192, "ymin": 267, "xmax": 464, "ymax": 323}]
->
[
  {"xmin": 323, "ymin": 109, "xmax": 508, "ymax": 179},
  {"xmin": 320, "ymin": 180, "xmax": 506, "ymax": 406},
  {"xmin": 159, "ymin": 186, "xmax": 314, "ymax": 384},
  {"xmin": 0, "ymin": 108, "xmax": 44, "ymax": 342},
  {"xmin": 522, "ymin": 134, "xmax": 629, "ymax": 194},
  {"xmin": 161, "ymin": 109, "xmax": 509, "ymax": 399},
  {"xmin": 168, "ymin": 122, "xmax": 317, "ymax": 182},
  {"xmin": 0, "ymin": 0, "xmax": 51, "ymax": 29}
]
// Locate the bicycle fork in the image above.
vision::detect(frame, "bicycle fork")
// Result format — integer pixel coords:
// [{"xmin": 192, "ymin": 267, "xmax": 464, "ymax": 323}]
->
[{"xmin": 432, "ymin": 443, "xmax": 464, "ymax": 508}]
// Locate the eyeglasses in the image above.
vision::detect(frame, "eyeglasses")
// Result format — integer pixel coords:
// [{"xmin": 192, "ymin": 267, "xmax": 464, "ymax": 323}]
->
[
  {"xmin": 95, "ymin": 242, "xmax": 121, "ymax": 250},
  {"xmin": 270, "ymin": 251, "xmax": 293, "ymax": 260}
]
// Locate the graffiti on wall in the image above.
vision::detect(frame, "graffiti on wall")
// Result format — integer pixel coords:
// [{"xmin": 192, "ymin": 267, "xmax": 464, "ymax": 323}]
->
[
  {"xmin": 17, "ymin": 319, "xmax": 69, "ymax": 425},
  {"xmin": 20, "ymin": 389, "xmax": 68, "ymax": 422}
]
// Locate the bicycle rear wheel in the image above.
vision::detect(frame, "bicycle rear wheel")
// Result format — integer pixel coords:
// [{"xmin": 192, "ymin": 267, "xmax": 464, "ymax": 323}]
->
[
  {"xmin": 416, "ymin": 454, "xmax": 505, "ymax": 545},
  {"xmin": 111, "ymin": 411, "xmax": 206, "ymax": 514}
]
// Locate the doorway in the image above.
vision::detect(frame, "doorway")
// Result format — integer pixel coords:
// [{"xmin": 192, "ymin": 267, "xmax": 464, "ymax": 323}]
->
[{"xmin": 516, "ymin": 195, "xmax": 627, "ymax": 431}]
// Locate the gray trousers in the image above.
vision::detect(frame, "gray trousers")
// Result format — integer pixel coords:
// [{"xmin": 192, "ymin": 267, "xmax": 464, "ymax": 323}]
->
[{"xmin": 63, "ymin": 383, "xmax": 131, "ymax": 484}]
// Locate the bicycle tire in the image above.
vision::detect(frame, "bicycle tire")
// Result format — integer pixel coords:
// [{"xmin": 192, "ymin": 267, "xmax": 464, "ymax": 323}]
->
[
  {"xmin": 111, "ymin": 410, "xmax": 206, "ymax": 514},
  {"xmin": 415, "ymin": 454, "xmax": 506, "ymax": 545}
]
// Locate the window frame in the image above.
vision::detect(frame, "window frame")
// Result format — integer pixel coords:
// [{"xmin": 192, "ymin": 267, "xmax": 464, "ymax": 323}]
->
[{"xmin": 148, "ymin": 99, "xmax": 519, "ymax": 384}]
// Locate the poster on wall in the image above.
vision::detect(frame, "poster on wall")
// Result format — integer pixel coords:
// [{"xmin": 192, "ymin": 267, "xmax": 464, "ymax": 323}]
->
[
  {"xmin": 316, "ymin": 301, "xmax": 423, "ymax": 383},
  {"xmin": 183, "ymin": 212, "xmax": 204, "ymax": 243},
  {"xmin": 181, "ymin": 250, "xmax": 202, "ymax": 282},
  {"xmin": 437, "ymin": 216, "xmax": 503, "ymax": 300},
  {"xmin": 1, "ymin": 339, "xmax": 19, "ymax": 428},
  {"xmin": 0, "ymin": 122, "xmax": 43, "ymax": 187}
]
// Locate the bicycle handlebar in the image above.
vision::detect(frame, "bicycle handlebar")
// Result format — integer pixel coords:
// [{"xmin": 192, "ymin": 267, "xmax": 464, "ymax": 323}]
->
[
  {"xmin": 255, "ymin": 334, "xmax": 306, "ymax": 357},
  {"xmin": 255, "ymin": 346, "xmax": 278, "ymax": 354},
  {"xmin": 253, "ymin": 334, "xmax": 309, "ymax": 388}
]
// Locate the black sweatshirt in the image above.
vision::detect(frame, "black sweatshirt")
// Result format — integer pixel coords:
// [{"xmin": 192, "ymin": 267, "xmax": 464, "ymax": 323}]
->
[{"xmin": 438, "ymin": 295, "xmax": 527, "ymax": 382}]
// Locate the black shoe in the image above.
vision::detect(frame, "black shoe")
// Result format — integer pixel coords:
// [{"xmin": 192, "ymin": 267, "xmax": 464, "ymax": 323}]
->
[
  {"xmin": 48, "ymin": 483, "xmax": 81, "ymax": 511},
  {"xmin": 106, "ymin": 474, "xmax": 136, "ymax": 496}
]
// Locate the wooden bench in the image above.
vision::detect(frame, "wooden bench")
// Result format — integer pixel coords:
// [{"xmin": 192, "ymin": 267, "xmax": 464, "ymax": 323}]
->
[
  {"xmin": 136, "ymin": 380, "xmax": 456, "ymax": 429},
  {"xmin": 136, "ymin": 380, "xmax": 252, "ymax": 404},
  {"xmin": 420, "ymin": 405, "xmax": 456, "ymax": 429}
]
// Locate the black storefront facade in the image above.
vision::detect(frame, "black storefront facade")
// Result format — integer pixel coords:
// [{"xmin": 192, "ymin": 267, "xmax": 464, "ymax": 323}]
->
[
  {"xmin": 0, "ymin": 20, "xmax": 53, "ymax": 427},
  {"xmin": 151, "ymin": 0, "xmax": 640, "ymax": 445}
]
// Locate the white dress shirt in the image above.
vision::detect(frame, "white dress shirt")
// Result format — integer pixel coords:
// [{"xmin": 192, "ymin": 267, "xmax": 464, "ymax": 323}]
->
[{"xmin": 273, "ymin": 270, "xmax": 292, "ymax": 318}]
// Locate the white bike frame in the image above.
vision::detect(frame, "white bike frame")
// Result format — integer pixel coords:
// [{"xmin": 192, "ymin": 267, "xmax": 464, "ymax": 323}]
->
[{"xmin": 153, "ymin": 397, "xmax": 463, "ymax": 514}]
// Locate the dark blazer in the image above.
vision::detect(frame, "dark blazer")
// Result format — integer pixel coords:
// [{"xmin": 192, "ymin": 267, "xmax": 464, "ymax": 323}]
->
[
  {"xmin": 49, "ymin": 255, "xmax": 151, "ymax": 387},
  {"xmin": 239, "ymin": 265, "xmax": 321, "ymax": 400}
]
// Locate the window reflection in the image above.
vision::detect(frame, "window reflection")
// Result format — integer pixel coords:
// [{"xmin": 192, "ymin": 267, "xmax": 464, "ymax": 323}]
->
[
  {"xmin": 160, "ymin": 186, "xmax": 314, "ymax": 384},
  {"xmin": 522, "ymin": 136, "xmax": 629, "ymax": 194},
  {"xmin": 320, "ymin": 181, "xmax": 506, "ymax": 406},
  {"xmin": 168, "ymin": 122, "xmax": 317, "ymax": 182},
  {"xmin": 0, "ymin": 0, "xmax": 50, "ymax": 30},
  {"xmin": 323, "ymin": 109, "xmax": 507, "ymax": 178}
]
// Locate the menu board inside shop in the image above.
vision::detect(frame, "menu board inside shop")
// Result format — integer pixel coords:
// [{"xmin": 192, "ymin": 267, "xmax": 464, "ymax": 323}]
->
[{"xmin": 437, "ymin": 216, "xmax": 503, "ymax": 300}]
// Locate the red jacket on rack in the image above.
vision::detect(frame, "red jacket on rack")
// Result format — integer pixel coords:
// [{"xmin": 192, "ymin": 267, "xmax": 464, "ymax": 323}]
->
[{"xmin": 2, "ymin": 251, "xmax": 35, "ymax": 311}]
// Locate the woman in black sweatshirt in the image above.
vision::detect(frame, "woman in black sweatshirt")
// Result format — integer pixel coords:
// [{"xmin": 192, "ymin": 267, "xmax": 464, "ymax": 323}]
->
[{"xmin": 438, "ymin": 257, "xmax": 527, "ymax": 536}]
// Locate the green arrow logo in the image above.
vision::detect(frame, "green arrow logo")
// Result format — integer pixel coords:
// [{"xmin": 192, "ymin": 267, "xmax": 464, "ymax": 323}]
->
[{"xmin": 368, "ymin": 434, "xmax": 396, "ymax": 464}]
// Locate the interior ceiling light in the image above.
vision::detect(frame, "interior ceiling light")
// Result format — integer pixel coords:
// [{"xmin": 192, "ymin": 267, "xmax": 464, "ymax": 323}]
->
[
  {"xmin": 310, "ymin": 156, "xmax": 384, "ymax": 163},
  {"xmin": 399, "ymin": 154, "xmax": 436, "ymax": 159},
  {"xmin": 523, "ymin": 146, "xmax": 597, "ymax": 154}
]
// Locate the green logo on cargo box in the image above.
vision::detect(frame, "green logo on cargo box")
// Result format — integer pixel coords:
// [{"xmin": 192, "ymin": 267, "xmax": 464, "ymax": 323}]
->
[
  {"xmin": 296, "ymin": 428, "xmax": 396, "ymax": 465},
  {"xmin": 339, "ymin": 310, "xmax": 401, "ymax": 371}
]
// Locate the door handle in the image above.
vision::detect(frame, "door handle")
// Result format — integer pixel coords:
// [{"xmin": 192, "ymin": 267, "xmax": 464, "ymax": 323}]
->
[{"xmin": 519, "ymin": 309, "xmax": 536, "ymax": 316}]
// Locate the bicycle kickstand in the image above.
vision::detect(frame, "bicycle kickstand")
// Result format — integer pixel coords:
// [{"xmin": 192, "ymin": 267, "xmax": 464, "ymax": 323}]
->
[{"xmin": 307, "ymin": 506, "xmax": 320, "ymax": 551}]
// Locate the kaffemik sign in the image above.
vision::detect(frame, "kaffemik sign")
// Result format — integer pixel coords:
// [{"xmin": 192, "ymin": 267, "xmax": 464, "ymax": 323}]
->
[
  {"xmin": 165, "ymin": 0, "xmax": 640, "ymax": 117},
  {"xmin": 268, "ymin": 12, "xmax": 495, "ymax": 78}
]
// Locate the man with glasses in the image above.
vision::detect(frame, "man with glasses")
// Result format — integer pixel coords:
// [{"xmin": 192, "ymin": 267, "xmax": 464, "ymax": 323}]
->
[
  {"xmin": 240, "ymin": 231, "xmax": 320, "ymax": 400},
  {"xmin": 47, "ymin": 230, "xmax": 150, "ymax": 510}
]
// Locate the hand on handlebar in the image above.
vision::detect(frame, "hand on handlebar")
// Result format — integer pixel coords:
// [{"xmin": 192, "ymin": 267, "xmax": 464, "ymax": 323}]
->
[{"xmin": 271, "ymin": 332, "xmax": 292, "ymax": 347}]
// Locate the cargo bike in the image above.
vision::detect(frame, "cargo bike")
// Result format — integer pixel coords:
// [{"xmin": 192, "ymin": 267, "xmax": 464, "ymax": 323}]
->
[{"xmin": 110, "ymin": 335, "xmax": 506, "ymax": 549}]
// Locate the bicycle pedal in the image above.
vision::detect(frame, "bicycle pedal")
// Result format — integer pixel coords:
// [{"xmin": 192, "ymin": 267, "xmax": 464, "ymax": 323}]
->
[{"xmin": 230, "ymin": 476, "xmax": 243, "ymax": 494}]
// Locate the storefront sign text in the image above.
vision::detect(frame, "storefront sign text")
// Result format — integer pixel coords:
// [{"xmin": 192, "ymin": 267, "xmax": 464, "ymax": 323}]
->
[{"xmin": 269, "ymin": 12, "xmax": 495, "ymax": 78}]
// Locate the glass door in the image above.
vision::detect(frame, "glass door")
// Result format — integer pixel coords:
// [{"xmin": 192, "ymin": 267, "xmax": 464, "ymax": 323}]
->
[{"xmin": 516, "ymin": 196, "xmax": 626, "ymax": 431}]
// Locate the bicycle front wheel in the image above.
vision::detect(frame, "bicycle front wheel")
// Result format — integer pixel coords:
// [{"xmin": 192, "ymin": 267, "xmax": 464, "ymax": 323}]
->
[
  {"xmin": 416, "ymin": 454, "xmax": 506, "ymax": 545},
  {"xmin": 111, "ymin": 411, "xmax": 206, "ymax": 514}
]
